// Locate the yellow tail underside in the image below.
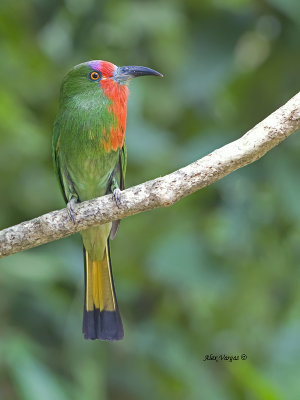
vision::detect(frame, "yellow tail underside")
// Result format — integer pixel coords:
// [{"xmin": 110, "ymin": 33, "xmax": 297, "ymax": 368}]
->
[{"xmin": 85, "ymin": 244, "xmax": 116, "ymax": 312}]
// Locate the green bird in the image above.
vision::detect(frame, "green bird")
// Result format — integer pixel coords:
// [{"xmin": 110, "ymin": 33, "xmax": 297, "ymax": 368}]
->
[{"xmin": 52, "ymin": 60, "xmax": 162, "ymax": 340}]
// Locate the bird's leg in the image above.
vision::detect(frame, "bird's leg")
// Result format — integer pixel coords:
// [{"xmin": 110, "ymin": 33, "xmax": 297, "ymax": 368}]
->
[
  {"xmin": 111, "ymin": 178, "xmax": 122, "ymax": 208},
  {"xmin": 67, "ymin": 196, "xmax": 78, "ymax": 222}
]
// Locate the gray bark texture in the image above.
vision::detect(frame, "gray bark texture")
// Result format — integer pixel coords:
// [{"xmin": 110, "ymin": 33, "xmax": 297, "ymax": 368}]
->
[{"xmin": 1, "ymin": 91, "xmax": 300, "ymax": 258}]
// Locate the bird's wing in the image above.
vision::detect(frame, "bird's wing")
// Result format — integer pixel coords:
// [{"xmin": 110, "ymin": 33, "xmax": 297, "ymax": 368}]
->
[
  {"xmin": 110, "ymin": 141, "xmax": 127, "ymax": 240},
  {"xmin": 120, "ymin": 140, "xmax": 127, "ymax": 190},
  {"xmin": 52, "ymin": 123, "xmax": 68, "ymax": 203},
  {"xmin": 52, "ymin": 123, "xmax": 79, "ymax": 204}
]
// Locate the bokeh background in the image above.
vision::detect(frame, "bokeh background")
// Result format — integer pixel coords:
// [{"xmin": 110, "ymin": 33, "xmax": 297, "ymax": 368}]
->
[{"xmin": 1, "ymin": 0, "xmax": 300, "ymax": 399}]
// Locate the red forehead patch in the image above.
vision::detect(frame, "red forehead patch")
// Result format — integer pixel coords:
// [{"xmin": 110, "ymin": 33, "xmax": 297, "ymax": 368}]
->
[{"xmin": 87, "ymin": 60, "xmax": 117, "ymax": 78}]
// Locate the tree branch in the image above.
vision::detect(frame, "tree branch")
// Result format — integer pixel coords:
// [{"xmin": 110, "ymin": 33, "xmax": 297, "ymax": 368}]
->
[{"xmin": 1, "ymin": 92, "xmax": 300, "ymax": 258}]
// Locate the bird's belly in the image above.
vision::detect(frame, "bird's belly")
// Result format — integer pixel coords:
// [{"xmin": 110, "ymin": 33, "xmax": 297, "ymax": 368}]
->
[{"xmin": 66, "ymin": 149, "xmax": 118, "ymax": 201}]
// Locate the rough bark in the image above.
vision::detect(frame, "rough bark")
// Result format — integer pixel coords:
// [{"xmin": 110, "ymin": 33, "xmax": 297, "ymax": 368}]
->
[{"xmin": 1, "ymin": 91, "xmax": 300, "ymax": 258}]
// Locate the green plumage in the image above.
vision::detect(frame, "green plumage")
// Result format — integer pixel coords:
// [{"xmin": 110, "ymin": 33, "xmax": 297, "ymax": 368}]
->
[
  {"xmin": 52, "ymin": 60, "xmax": 161, "ymax": 340},
  {"xmin": 52, "ymin": 63, "xmax": 126, "ymax": 340},
  {"xmin": 53, "ymin": 64, "xmax": 125, "ymax": 202},
  {"xmin": 53, "ymin": 64, "xmax": 126, "ymax": 254}
]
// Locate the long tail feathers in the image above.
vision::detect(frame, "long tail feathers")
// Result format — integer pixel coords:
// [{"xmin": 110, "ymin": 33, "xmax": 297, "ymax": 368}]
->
[{"xmin": 82, "ymin": 241, "xmax": 123, "ymax": 340}]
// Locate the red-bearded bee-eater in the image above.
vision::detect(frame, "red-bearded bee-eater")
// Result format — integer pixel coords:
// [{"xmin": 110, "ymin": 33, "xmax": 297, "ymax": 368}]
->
[{"xmin": 52, "ymin": 60, "xmax": 162, "ymax": 340}]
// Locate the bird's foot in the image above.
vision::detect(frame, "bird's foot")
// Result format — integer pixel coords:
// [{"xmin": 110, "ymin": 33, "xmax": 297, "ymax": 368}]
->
[
  {"xmin": 112, "ymin": 188, "xmax": 122, "ymax": 208},
  {"xmin": 67, "ymin": 198, "xmax": 77, "ymax": 223}
]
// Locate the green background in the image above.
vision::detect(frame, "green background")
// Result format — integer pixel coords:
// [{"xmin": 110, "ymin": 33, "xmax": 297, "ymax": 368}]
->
[{"xmin": 1, "ymin": 0, "xmax": 300, "ymax": 399}]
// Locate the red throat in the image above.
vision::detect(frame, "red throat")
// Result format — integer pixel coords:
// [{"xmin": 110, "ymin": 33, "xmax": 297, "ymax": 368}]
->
[
  {"xmin": 98, "ymin": 62, "xmax": 129, "ymax": 152},
  {"xmin": 101, "ymin": 80, "xmax": 129, "ymax": 152},
  {"xmin": 88, "ymin": 60, "xmax": 129, "ymax": 152}
]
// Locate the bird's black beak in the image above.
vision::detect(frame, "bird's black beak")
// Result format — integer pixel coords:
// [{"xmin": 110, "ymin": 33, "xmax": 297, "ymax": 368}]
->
[{"xmin": 114, "ymin": 65, "xmax": 163, "ymax": 83}]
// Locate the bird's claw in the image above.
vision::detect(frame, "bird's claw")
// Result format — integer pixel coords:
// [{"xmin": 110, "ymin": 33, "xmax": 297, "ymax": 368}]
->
[
  {"xmin": 67, "ymin": 198, "xmax": 77, "ymax": 223},
  {"xmin": 112, "ymin": 188, "xmax": 122, "ymax": 208}
]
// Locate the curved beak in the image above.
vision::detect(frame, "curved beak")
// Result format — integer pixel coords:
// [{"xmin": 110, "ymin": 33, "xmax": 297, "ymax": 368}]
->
[{"xmin": 114, "ymin": 65, "xmax": 163, "ymax": 83}]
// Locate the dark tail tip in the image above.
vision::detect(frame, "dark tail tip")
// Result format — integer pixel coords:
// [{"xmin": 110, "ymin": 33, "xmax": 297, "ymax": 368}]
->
[{"xmin": 83, "ymin": 308, "xmax": 124, "ymax": 341}]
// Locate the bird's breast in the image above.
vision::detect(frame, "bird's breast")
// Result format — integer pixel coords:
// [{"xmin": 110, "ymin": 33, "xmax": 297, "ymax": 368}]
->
[{"xmin": 62, "ymin": 127, "xmax": 119, "ymax": 201}]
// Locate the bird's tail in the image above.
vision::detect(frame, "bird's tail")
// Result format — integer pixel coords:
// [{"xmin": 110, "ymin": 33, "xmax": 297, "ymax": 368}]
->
[{"xmin": 82, "ymin": 241, "xmax": 123, "ymax": 340}]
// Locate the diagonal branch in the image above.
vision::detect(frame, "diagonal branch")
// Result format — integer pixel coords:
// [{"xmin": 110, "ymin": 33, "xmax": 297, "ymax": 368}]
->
[{"xmin": 1, "ymin": 92, "xmax": 300, "ymax": 258}]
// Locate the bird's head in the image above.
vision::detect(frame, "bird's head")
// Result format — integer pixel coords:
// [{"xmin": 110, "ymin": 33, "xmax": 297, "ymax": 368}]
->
[
  {"xmin": 87, "ymin": 60, "xmax": 163, "ymax": 82},
  {"xmin": 60, "ymin": 60, "xmax": 162, "ymax": 101},
  {"xmin": 58, "ymin": 60, "xmax": 162, "ymax": 152}
]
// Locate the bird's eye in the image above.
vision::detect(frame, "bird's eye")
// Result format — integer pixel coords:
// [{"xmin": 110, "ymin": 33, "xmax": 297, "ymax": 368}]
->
[{"xmin": 89, "ymin": 71, "xmax": 101, "ymax": 81}]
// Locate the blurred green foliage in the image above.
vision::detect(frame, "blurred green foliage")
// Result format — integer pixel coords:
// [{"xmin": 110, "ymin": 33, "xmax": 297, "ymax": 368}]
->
[{"xmin": 1, "ymin": 0, "xmax": 300, "ymax": 399}]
